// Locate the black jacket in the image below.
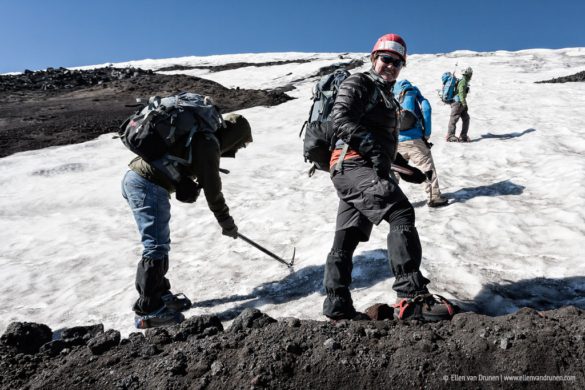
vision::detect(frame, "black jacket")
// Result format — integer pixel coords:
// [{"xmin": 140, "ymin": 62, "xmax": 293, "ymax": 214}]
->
[
  {"xmin": 331, "ymin": 70, "xmax": 400, "ymax": 178},
  {"xmin": 129, "ymin": 132, "xmax": 230, "ymax": 223}
]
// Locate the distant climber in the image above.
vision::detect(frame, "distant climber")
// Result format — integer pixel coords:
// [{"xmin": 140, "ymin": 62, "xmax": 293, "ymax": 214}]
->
[{"xmin": 446, "ymin": 66, "xmax": 473, "ymax": 142}]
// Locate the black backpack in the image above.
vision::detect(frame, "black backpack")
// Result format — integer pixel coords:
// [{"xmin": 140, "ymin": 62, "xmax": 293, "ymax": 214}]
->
[
  {"xmin": 299, "ymin": 70, "xmax": 380, "ymax": 176},
  {"xmin": 299, "ymin": 69, "xmax": 350, "ymax": 176},
  {"xmin": 119, "ymin": 92, "xmax": 223, "ymax": 182}
]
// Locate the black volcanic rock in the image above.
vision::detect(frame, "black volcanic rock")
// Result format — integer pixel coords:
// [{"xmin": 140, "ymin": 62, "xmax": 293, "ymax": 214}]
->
[
  {"xmin": 228, "ymin": 308, "xmax": 277, "ymax": 332},
  {"xmin": 0, "ymin": 66, "xmax": 153, "ymax": 92},
  {"xmin": 0, "ymin": 322, "xmax": 52, "ymax": 354},
  {"xmin": 0, "ymin": 66, "xmax": 293, "ymax": 158},
  {"xmin": 157, "ymin": 58, "xmax": 313, "ymax": 73},
  {"xmin": 536, "ymin": 70, "xmax": 585, "ymax": 83},
  {"xmin": 87, "ymin": 329, "xmax": 120, "ymax": 355},
  {"xmin": 1, "ymin": 308, "xmax": 585, "ymax": 389},
  {"xmin": 314, "ymin": 59, "xmax": 365, "ymax": 76}
]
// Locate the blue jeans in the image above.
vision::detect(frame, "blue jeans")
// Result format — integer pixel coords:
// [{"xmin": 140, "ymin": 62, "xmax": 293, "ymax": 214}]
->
[{"xmin": 121, "ymin": 170, "xmax": 171, "ymax": 260}]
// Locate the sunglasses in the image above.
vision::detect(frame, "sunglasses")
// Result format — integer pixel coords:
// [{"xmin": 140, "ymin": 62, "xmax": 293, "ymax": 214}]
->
[{"xmin": 378, "ymin": 55, "xmax": 404, "ymax": 68}]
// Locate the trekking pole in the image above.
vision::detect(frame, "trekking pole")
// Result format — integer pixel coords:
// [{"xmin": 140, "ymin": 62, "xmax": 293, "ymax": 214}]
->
[{"xmin": 237, "ymin": 233, "xmax": 295, "ymax": 268}]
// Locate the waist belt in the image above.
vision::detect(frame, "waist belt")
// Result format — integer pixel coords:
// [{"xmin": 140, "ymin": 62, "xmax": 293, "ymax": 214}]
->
[{"xmin": 330, "ymin": 143, "xmax": 361, "ymax": 173}]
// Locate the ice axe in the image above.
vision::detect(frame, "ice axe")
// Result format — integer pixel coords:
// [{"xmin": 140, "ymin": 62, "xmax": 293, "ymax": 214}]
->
[
  {"xmin": 390, "ymin": 163, "xmax": 414, "ymax": 176},
  {"xmin": 237, "ymin": 232, "xmax": 295, "ymax": 268}
]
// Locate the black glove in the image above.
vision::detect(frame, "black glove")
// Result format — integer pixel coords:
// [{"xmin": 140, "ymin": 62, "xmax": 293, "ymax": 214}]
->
[
  {"xmin": 218, "ymin": 216, "xmax": 238, "ymax": 239},
  {"xmin": 398, "ymin": 167, "xmax": 426, "ymax": 184},
  {"xmin": 393, "ymin": 153, "xmax": 427, "ymax": 184},
  {"xmin": 393, "ymin": 152, "xmax": 409, "ymax": 167},
  {"xmin": 422, "ymin": 137, "xmax": 433, "ymax": 149},
  {"xmin": 175, "ymin": 177, "xmax": 200, "ymax": 203}
]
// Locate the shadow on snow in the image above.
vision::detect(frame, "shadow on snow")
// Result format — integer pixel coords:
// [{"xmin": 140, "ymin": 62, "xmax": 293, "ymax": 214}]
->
[
  {"xmin": 410, "ymin": 180, "xmax": 525, "ymax": 208},
  {"xmin": 192, "ymin": 249, "xmax": 392, "ymax": 321},
  {"xmin": 194, "ymin": 256, "xmax": 585, "ymax": 320},
  {"xmin": 467, "ymin": 277, "xmax": 585, "ymax": 316},
  {"xmin": 444, "ymin": 179, "xmax": 525, "ymax": 204},
  {"xmin": 472, "ymin": 128, "xmax": 536, "ymax": 142}
]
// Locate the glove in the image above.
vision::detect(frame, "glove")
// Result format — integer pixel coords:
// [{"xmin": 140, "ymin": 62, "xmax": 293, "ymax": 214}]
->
[
  {"xmin": 175, "ymin": 177, "xmax": 200, "ymax": 203},
  {"xmin": 218, "ymin": 216, "xmax": 238, "ymax": 239},
  {"xmin": 393, "ymin": 153, "xmax": 426, "ymax": 184},
  {"xmin": 422, "ymin": 137, "xmax": 433, "ymax": 149},
  {"xmin": 393, "ymin": 152, "xmax": 408, "ymax": 167},
  {"xmin": 398, "ymin": 166, "xmax": 426, "ymax": 184}
]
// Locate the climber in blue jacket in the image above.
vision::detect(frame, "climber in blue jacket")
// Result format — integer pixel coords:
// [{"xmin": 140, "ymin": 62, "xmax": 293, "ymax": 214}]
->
[{"xmin": 393, "ymin": 79, "xmax": 448, "ymax": 207}]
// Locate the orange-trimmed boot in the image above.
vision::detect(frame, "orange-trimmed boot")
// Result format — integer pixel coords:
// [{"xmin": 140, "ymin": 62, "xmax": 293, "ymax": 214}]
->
[{"xmin": 393, "ymin": 294, "xmax": 456, "ymax": 322}]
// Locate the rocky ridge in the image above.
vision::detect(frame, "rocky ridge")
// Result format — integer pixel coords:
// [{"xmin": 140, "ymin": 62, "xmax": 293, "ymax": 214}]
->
[{"xmin": 1, "ymin": 307, "xmax": 584, "ymax": 389}]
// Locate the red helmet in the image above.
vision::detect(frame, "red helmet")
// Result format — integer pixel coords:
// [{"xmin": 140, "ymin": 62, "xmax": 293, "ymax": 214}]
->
[{"xmin": 371, "ymin": 34, "xmax": 407, "ymax": 62}]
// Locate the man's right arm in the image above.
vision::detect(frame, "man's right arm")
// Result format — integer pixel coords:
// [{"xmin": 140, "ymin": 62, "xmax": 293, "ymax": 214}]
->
[
  {"xmin": 193, "ymin": 133, "xmax": 230, "ymax": 222},
  {"xmin": 193, "ymin": 133, "xmax": 239, "ymax": 238}
]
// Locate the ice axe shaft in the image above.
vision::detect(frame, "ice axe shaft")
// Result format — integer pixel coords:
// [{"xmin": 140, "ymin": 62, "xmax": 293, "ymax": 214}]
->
[
  {"xmin": 237, "ymin": 233, "xmax": 295, "ymax": 268},
  {"xmin": 391, "ymin": 163, "xmax": 413, "ymax": 176}
]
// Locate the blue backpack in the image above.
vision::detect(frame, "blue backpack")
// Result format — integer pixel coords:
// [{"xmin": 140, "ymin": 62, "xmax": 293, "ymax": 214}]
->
[
  {"xmin": 394, "ymin": 80, "xmax": 432, "ymax": 141},
  {"xmin": 440, "ymin": 72, "xmax": 459, "ymax": 103}
]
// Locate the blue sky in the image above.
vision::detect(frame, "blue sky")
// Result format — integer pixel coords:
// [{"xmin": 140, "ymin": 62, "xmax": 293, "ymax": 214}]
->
[{"xmin": 1, "ymin": 0, "xmax": 584, "ymax": 73}]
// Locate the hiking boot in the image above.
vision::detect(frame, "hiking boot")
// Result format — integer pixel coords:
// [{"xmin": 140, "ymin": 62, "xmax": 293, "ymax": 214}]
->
[
  {"xmin": 458, "ymin": 135, "xmax": 471, "ymax": 142},
  {"xmin": 328, "ymin": 311, "xmax": 371, "ymax": 322},
  {"xmin": 161, "ymin": 292, "xmax": 192, "ymax": 312},
  {"xmin": 446, "ymin": 135, "xmax": 459, "ymax": 142},
  {"xmin": 323, "ymin": 288, "xmax": 358, "ymax": 320},
  {"xmin": 393, "ymin": 294, "xmax": 456, "ymax": 322},
  {"xmin": 134, "ymin": 306, "xmax": 185, "ymax": 329},
  {"xmin": 350, "ymin": 312, "xmax": 372, "ymax": 321},
  {"xmin": 428, "ymin": 196, "xmax": 449, "ymax": 208}
]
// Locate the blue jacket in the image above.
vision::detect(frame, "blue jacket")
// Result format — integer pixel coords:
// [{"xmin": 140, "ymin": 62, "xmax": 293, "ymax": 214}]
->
[{"xmin": 392, "ymin": 79, "xmax": 432, "ymax": 142}]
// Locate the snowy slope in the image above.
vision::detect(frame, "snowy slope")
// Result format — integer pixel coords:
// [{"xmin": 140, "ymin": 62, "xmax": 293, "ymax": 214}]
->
[{"xmin": 1, "ymin": 49, "xmax": 585, "ymax": 337}]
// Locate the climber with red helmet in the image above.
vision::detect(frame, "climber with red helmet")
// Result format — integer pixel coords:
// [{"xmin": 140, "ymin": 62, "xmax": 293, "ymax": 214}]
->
[{"xmin": 322, "ymin": 33, "xmax": 456, "ymax": 322}]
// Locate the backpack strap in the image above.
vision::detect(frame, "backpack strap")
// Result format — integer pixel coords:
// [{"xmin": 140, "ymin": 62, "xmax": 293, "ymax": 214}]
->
[
  {"xmin": 398, "ymin": 88, "xmax": 408, "ymax": 105},
  {"xmin": 300, "ymin": 89, "xmax": 319, "ymax": 137},
  {"xmin": 151, "ymin": 157, "xmax": 182, "ymax": 183},
  {"xmin": 334, "ymin": 143, "xmax": 349, "ymax": 174},
  {"xmin": 363, "ymin": 72, "xmax": 393, "ymax": 110}
]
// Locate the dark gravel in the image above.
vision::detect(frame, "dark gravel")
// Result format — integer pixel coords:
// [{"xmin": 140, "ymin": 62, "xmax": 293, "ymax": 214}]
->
[
  {"xmin": 535, "ymin": 70, "xmax": 585, "ymax": 83},
  {"xmin": 157, "ymin": 59, "xmax": 313, "ymax": 73},
  {"xmin": 1, "ymin": 307, "xmax": 584, "ymax": 389},
  {"xmin": 0, "ymin": 66, "xmax": 293, "ymax": 158}
]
